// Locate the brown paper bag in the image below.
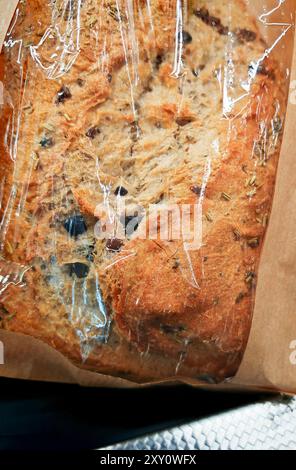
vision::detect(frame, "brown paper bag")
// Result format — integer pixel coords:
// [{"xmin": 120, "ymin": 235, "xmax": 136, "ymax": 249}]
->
[{"xmin": 0, "ymin": 0, "xmax": 296, "ymax": 392}]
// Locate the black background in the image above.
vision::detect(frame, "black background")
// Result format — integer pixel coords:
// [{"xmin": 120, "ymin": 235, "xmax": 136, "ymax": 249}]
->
[{"xmin": 0, "ymin": 377, "xmax": 267, "ymax": 450}]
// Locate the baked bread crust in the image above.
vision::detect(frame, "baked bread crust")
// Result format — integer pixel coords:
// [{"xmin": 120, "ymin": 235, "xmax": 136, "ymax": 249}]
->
[{"xmin": 0, "ymin": 0, "xmax": 286, "ymax": 382}]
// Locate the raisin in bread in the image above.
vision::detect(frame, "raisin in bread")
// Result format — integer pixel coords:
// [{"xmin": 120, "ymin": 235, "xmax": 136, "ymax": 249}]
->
[{"xmin": 0, "ymin": 0, "xmax": 285, "ymax": 382}]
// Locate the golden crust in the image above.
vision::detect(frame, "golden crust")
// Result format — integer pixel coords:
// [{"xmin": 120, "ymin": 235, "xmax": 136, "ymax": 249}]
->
[{"xmin": 0, "ymin": 0, "xmax": 287, "ymax": 382}]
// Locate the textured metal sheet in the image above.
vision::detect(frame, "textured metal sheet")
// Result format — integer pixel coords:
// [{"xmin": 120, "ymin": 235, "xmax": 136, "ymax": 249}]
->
[{"xmin": 103, "ymin": 396, "xmax": 296, "ymax": 450}]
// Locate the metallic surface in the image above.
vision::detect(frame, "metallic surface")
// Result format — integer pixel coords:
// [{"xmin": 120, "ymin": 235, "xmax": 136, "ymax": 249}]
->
[{"xmin": 103, "ymin": 396, "xmax": 296, "ymax": 450}]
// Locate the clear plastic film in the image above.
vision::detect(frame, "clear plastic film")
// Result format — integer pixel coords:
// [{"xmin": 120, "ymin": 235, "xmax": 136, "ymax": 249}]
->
[{"xmin": 0, "ymin": 0, "xmax": 294, "ymax": 383}]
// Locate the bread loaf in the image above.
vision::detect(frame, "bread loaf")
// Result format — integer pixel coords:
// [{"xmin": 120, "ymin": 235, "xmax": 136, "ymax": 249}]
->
[{"xmin": 0, "ymin": 0, "xmax": 285, "ymax": 382}]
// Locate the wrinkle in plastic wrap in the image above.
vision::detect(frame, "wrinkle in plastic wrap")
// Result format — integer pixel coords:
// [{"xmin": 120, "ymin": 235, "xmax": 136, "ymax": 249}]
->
[{"xmin": 0, "ymin": 0, "xmax": 293, "ymax": 382}]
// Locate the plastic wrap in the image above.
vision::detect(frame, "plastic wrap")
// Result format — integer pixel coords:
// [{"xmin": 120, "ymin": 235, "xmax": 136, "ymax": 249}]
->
[{"xmin": 0, "ymin": 0, "xmax": 294, "ymax": 385}]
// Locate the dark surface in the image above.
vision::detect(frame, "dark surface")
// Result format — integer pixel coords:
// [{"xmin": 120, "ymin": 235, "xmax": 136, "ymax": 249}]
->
[{"xmin": 0, "ymin": 377, "xmax": 268, "ymax": 450}]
